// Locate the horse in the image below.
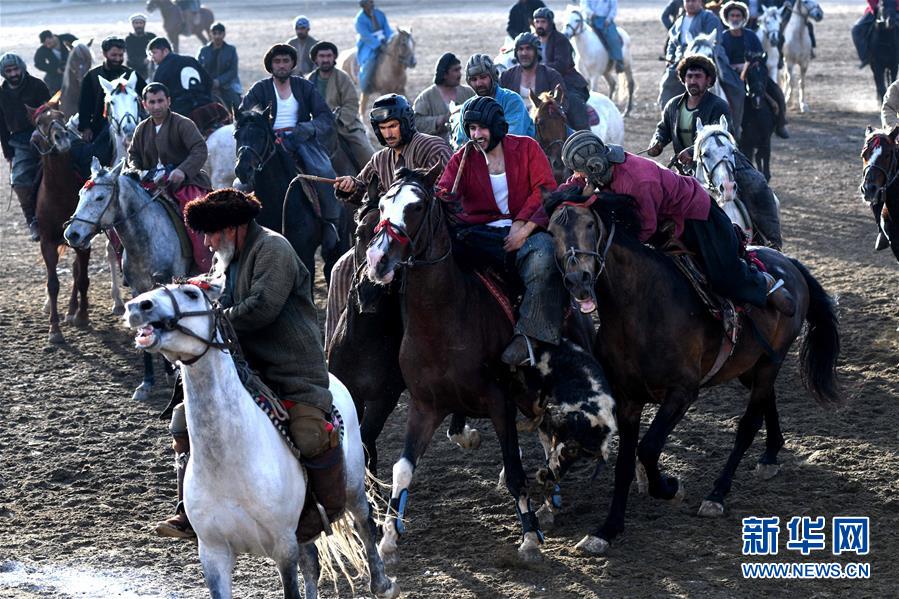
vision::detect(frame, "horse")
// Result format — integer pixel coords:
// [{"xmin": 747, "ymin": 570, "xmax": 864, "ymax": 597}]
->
[
  {"xmin": 29, "ymin": 101, "xmax": 92, "ymax": 344},
  {"xmin": 544, "ymin": 190, "xmax": 841, "ymax": 556},
  {"xmin": 64, "ymin": 158, "xmax": 191, "ymax": 400},
  {"xmin": 869, "ymin": 12, "xmax": 899, "ymax": 103},
  {"xmin": 204, "ymin": 122, "xmax": 236, "ymax": 190},
  {"xmin": 561, "ymin": 5, "xmax": 635, "ymax": 116},
  {"xmin": 782, "ymin": 0, "xmax": 824, "ymax": 113},
  {"xmin": 123, "ymin": 280, "xmax": 398, "ymax": 599},
  {"xmin": 758, "ymin": 6, "xmax": 785, "ymax": 82},
  {"xmin": 234, "ymin": 109, "xmax": 348, "ymax": 285},
  {"xmin": 739, "ymin": 58, "xmax": 777, "ymax": 182},
  {"xmin": 341, "ymin": 29, "xmax": 417, "ymax": 120},
  {"xmin": 98, "ymin": 72, "xmax": 142, "ymax": 166},
  {"xmin": 60, "ymin": 41, "xmax": 93, "ymax": 121},
  {"xmin": 146, "ymin": 0, "xmax": 214, "ymax": 53},
  {"xmin": 860, "ymin": 125, "xmax": 899, "ymax": 262}
]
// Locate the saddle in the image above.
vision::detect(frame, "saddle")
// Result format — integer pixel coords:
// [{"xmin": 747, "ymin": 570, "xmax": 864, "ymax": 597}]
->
[
  {"xmin": 188, "ymin": 102, "xmax": 232, "ymax": 138},
  {"xmin": 585, "ymin": 104, "xmax": 601, "ymax": 128},
  {"xmin": 138, "ymin": 179, "xmax": 195, "ymax": 263}
]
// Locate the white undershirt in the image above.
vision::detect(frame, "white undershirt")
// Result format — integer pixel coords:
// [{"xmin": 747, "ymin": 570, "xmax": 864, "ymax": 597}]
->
[
  {"xmin": 488, "ymin": 172, "xmax": 513, "ymax": 228},
  {"xmin": 273, "ymin": 86, "xmax": 299, "ymax": 130},
  {"xmin": 681, "ymin": 15, "xmax": 696, "ymax": 46}
]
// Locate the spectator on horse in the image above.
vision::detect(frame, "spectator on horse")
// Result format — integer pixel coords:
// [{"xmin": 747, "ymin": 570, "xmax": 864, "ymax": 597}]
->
[
  {"xmin": 853, "ymin": 0, "xmax": 898, "ymax": 68},
  {"xmin": 438, "ymin": 96, "xmax": 563, "ymax": 366},
  {"xmin": 287, "ymin": 15, "xmax": 317, "ymax": 77},
  {"xmin": 197, "ymin": 22, "xmax": 242, "ymax": 113},
  {"xmin": 78, "ymin": 36, "xmax": 147, "ymax": 157},
  {"xmin": 561, "ymin": 130, "xmax": 795, "ymax": 315},
  {"xmin": 125, "ymin": 14, "xmax": 156, "ymax": 80},
  {"xmin": 413, "ymin": 53, "xmax": 476, "ymax": 144},
  {"xmin": 580, "ymin": 0, "xmax": 626, "ymax": 72},
  {"xmin": 0, "ymin": 52, "xmax": 50, "ymax": 241},
  {"xmin": 720, "ymin": 0, "xmax": 788, "ymax": 137},
  {"xmin": 176, "ymin": 0, "xmax": 201, "ymax": 33},
  {"xmin": 307, "ymin": 41, "xmax": 374, "ymax": 174},
  {"xmin": 500, "ymin": 33, "xmax": 568, "ymax": 111},
  {"xmin": 659, "ymin": 0, "xmax": 724, "ymax": 108},
  {"xmin": 506, "ymin": 0, "xmax": 546, "ymax": 39},
  {"xmin": 455, "ymin": 54, "xmax": 534, "ymax": 147},
  {"xmin": 355, "ymin": 0, "xmax": 394, "ymax": 93},
  {"xmin": 149, "ymin": 37, "xmax": 216, "ymax": 120},
  {"xmin": 239, "ymin": 43, "xmax": 342, "ymax": 254},
  {"xmin": 533, "ymin": 6, "xmax": 592, "ymax": 130},
  {"xmin": 34, "ymin": 30, "xmax": 69, "ymax": 94},
  {"xmin": 883, "ymin": 78, "xmax": 899, "ymax": 127}
]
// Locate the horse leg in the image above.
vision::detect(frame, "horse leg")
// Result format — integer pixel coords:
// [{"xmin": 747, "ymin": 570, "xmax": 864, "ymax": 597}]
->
[
  {"xmin": 106, "ymin": 239, "xmax": 125, "ymax": 315},
  {"xmin": 577, "ymin": 401, "xmax": 641, "ymax": 555},
  {"xmin": 347, "ymin": 483, "xmax": 398, "ymax": 598},
  {"xmin": 360, "ymin": 391, "xmax": 402, "ymax": 475},
  {"xmin": 447, "ymin": 412, "xmax": 481, "ymax": 450},
  {"xmin": 637, "ymin": 386, "xmax": 696, "ymax": 502},
  {"xmin": 42, "ymin": 240, "xmax": 64, "ymax": 344},
  {"xmin": 798, "ymin": 63, "xmax": 809, "ymax": 113},
  {"xmin": 274, "ymin": 542, "xmax": 302, "ymax": 599},
  {"xmin": 756, "ymin": 373, "xmax": 785, "ymax": 480},
  {"xmin": 603, "ymin": 71, "xmax": 617, "ymax": 101},
  {"xmin": 73, "ymin": 248, "xmax": 91, "ymax": 328},
  {"xmin": 297, "ymin": 543, "xmax": 319, "ymax": 599},
  {"xmin": 65, "ymin": 252, "xmax": 80, "ymax": 324},
  {"xmin": 132, "ymin": 351, "xmax": 155, "ymax": 401},
  {"xmin": 377, "ymin": 398, "xmax": 447, "ymax": 566},
  {"xmin": 534, "ymin": 426, "xmax": 572, "ymax": 531},
  {"xmin": 198, "ymin": 541, "xmax": 236, "ymax": 599},
  {"xmin": 699, "ymin": 361, "xmax": 781, "ymax": 517},
  {"xmin": 762, "ymin": 138, "xmax": 772, "ymax": 182}
]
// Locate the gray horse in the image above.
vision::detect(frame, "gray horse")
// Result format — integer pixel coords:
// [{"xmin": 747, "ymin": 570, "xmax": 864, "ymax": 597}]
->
[{"xmin": 65, "ymin": 157, "xmax": 191, "ymax": 400}]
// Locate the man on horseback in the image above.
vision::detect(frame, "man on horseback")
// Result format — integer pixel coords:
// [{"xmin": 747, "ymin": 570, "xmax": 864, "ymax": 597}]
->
[
  {"xmin": 659, "ymin": 0, "xmax": 723, "ymax": 108},
  {"xmin": 355, "ymin": 0, "xmax": 394, "ymax": 94},
  {"xmin": 239, "ymin": 43, "xmax": 342, "ymax": 254},
  {"xmin": 719, "ymin": 0, "xmax": 788, "ymax": 138},
  {"xmin": 34, "ymin": 31, "xmax": 69, "ymax": 95},
  {"xmin": 561, "ymin": 130, "xmax": 795, "ymax": 315},
  {"xmin": 413, "ymin": 53, "xmax": 476, "ymax": 144},
  {"xmin": 0, "ymin": 53, "xmax": 50, "ymax": 241},
  {"xmin": 125, "ymin": 14, "xmax": 156, "ymax": 80},
  {"xmin": 853, "ymin": 0, "xmax": 898, "ymax": 69},
  {"xmin": 533, "ymin": 7, "xmax": 592, "ymax": 131},
  {"xmin": 507, "ymin": 0, "xmax": 546, "ymax": 39},
  {"xmin": 197, "ymin": 23, "xmax": 242, "ymax": 114},
  {"xmin": 183, "ymin": 188, "xmax": 345, "ymax": 540},
  {"xmin": 455, "ymin": 54, "xmax": 535, "ymax": 147},
  {"xmin": 438, "ymin": 96, "xmax": 563, "ymax": 366},
  {"xmin": 500, "ymin": 33, "xmax": 566, "ymax": 108},
  {"xmin": 287, "ymin": 16, "xmax": 317, "ymax": 77},
  {"xmin": 883, "ymin": 78, "xmax": 899, "ymax": 127},
  {"xmin": 148, "ymin": 37, "xmax": 216, "ymax": 120},
  {"xmin": 580, "ymin": 0, "xmax": 626, "ymax": 73},
  {"xmin": 176, "ymin": 0, "xmax": 202, "ymax": 34}
]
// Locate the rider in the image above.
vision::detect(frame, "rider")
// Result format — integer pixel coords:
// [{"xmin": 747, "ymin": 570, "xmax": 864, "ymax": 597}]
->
[
  {"xmin": 307, "ymin": 40, "xmax": 375, "ymax": 174},
  {"xmin": 533, "ymin": 7, "xmax": 592, "ymax": 130},
  {"xmin": 176, "ymin": 0, "xmax": 202, "ymax": 34},
  {"xmin": 853, "ymin": 0, "xmax": 898, "ymax": 69},
  {"xmin": 197, "ymin": 23, "xmax": 243, "ymax": 114},
  {"xmin": 0, "ymin": 53, "xmax": 50, "ymax": 241},
  {"xmin": 719, "ymin": 0, "xmax": 788, "ymax": 138},
  {"xmin": 239, "ymin": 43, "xmax": 342, "ymax": 254},
  {"xmin": 148, "ymin": 37, "xmax": 216, "ymax": 120},
  {"xmin": 126, "ymin": 82, "xmax": 213, "ymax": 273},
  {"xmin": 183, "ymin": 188, "xmax": 345, "ymax": 541},
  {"xmin": 659, "ymin": 0, "xmax": 723, "ymax": 108},
  {"xmin": 499, "ymin": 33, "xmax": 567, "ymax": 112},
  {"xmin": 561, "ymin": 130, "xmax": 796, "ymax": 315},
  {"xmin": 355, "ymin": 0, "xmax": 394, "ymax": 93},
  {"xmin": 437, "ymin": 96, "xmax": 563, "ymax": 366},
  {"xmin": 34, "ymin": 30, "xmax": 69, "ymax": 95},
  {"xmin": 125, "ymin": 14, "xmax": 156, "ymax": 80},
  {"xmin": 507, "ymin": 0, "xmax": 547, "ymax": 39},
  {"xmin": 413, "ymin": 53, "xmax": 476, "ymax": 144},
  {"xmin": 882, "ymin": 78, "xmax": 899, "ymax": 128},
  {"xmin": 580, "ymin": 0, "xmax": 626, "ymax": 73},
  {"xmin": 455, "ymin": 54, "xmax": 535, "ymax": 147},
  {"xmin": 647, "ymin": 55, "xmax": 783, "ymax": 248},
  {"xmin": 287, "ymin": 16, "xmax": 318, "ymax": 77}
]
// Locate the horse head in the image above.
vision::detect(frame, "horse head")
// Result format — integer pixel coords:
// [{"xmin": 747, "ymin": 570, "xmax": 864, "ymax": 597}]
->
[
  {"xmin": 861, "ymin": 125, "xmax": 899, "ymax": 203},
  {"xmin": 760, "ymin": 7, "xmax": 784, "ymax": 47},
  {"xmin": 531, "ymin": 86, "xmax": 571, "ymax": 184},
  {"xmin": 685, "ymin": 31, "xmax": 717, "ymax": 60},
  {"xmin": 65, "ymin": 157, "xmax": 126, "ymax": 249},
  {"xmin": 234, "ymin": 107, "xmax": 275, "ymax": 187},
  {"xmin": 562, "ymin": 6, "xmax": 585, "ymax": 39},
  {"xmin": 390, "ymin": 29, "xmax": 417, "ymax": 69},
  {"xmin": 100, "ymin": 71, "xmax": 142, "ymax": 141},
  {"xmin": 795, "ymin": 0, "xmax": 823, "ymax": 22},
  {"xmin": 146, "ymin": 0, "xmax": 160, "ymax": 13},
  {"xmin": 28, "ymin": 95, "xmax": 70, "ymax": 155},
  {"xmin": 365, "ymin": 163, "xmax": 443, "ymax": 285},
  {"xmin": 64, "ymin": 43, "xmax": 93, "ymax": 90},
  {"xmin": 741, "ymin": 53, "xmax": 768, "ymax": 109},
  {"xmin": 694, "ymin": 116, "xmax": 738, "ymax": 203}
]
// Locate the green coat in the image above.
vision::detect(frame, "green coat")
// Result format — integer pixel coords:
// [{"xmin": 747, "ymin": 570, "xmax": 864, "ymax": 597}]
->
[{"xmin": 223, "ymin": 221, "xmax": 332, "ymax": 411}]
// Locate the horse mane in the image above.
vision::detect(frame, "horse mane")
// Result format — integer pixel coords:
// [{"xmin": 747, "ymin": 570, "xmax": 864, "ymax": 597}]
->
[
  {"xmin": 545, "ymin": 186, "xmax": 642, "ymax": 238},
  {"xmin": 862, "ymin": 125, "xmax": 899, "ymax": 157}
]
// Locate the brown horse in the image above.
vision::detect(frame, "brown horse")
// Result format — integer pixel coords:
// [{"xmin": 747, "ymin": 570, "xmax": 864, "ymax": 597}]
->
[
  {"xmin": 29, "ymin": 101, "xmax": 91, "ymax": 343},
  {"xmin": 60, "ymin": 41, "xmax": 93, "ymax": 121},
  {"xmin": 860, "ymin": 125, "xmax": 899, "ymax": 263},
  {"xmin": 544, "ymin": 190, "xmax": 841, "ymax": 555},
  {"xmin": 146, "ymin": 0, "xmax": 214, "ymax": 53},
  {"xmin": 341, "ymin": 29, "xmax": 416, "ymax": 120},
  {"xmin": 530, "ymin": 86, "xmax": 571, "ymax": 185}
]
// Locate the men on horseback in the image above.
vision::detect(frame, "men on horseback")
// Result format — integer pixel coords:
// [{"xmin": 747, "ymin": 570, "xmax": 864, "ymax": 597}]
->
[
  {"xmin": 34, "ymin": 30, "xmax": 69, "ymax": 95},
  {"xmin": 455, "ymin": 54, "xmax": 535, "ymax": 147},
  {"xmin": 580, "ymin": 0, "xmax": 626, "ymax": 73},
  {"xmin": 719, "ymin": 0, "xmax": 788, "ymax": 138},
  {"xmin": 127, "ymin": 82, "xmax": 212, "ymax": 273},
  {"xmin": 506, "ymin": 0, "xmax": 547, "ymax": 39},
  {"xmin": 176, "ymin": 0, "xmax": 202, "ymax": 34},
  {"xmin": 197, "ymin": 23, "xmax": 242, "ymax": 114},
  {"xmin": 413, "ymin": 53, "xmax": 476, "ymax": 144},
  {"xmin": 239, "ymin": 43, "xmax": 342, "ymax": 254},
  {"xmin": 853, "ymin": 0, "xmax": 898, "ymax": 69},
  {"xmin": 183, "ymin": 188, "xmax": 345, "ymax": 540},
  {"xmin": 500, "ymin": 33, "xmax": 566, "ymax": 108},
  {"xmin": 307, "ymin": 41, "xmax": 374, "ymax": 175},
  {"xmin": 659, "ymin": 0, "xmax": 723, "ymax": 108},
  {"xmin": 125, "ymin": 14, "xmax": 156, "ymax": 80},
  {"xmin": 355, "ymin": 0, "xmax": 394, "ymax": 93},
  {"xmin": 148, "ymin": 37, "xmax": 216, "ymax": 119},
  {"xmin": 287, "ymin": 16, "xmax": 318, "ymax": 77},
  {"xmin": 438, "ymin": 96, "xmax": 563, "ymax": 366},
  {"xmin": 533, "ymin": 6, "xmax": 592, "ymax": 130},
  {"xmin": 78, "ymin": 36, "xmax": 147, "ymax": 157},
  {"xmin": 560, "ymin": 130, "xmax": 796, "ymax": 315},
  {"xmin": 0, "ymin": 53, "xmax": 50, "ymax": 241}
]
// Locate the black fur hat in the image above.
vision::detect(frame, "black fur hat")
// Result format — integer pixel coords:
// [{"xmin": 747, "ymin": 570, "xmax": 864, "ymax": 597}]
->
[
  {"xmin": 263, "ymin": 43, "xmax": 297, "ymax": 73},
  {"xmin": 185, "ymin": 188, "xmax": 262, "ymax": 233}
]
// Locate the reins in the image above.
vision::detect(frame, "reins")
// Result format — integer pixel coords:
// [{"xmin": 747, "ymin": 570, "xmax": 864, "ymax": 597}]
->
[
  {"xmin": 31, "ymin": 119, "xmax": 69, "ymax": 156},
  {"xmin": 695, "ymin": 131, "xmax": 738, "ymax": 197},
  {"xmin": 861, "ymin": 137, "xmax": 899, "ymax": 202},
  {"xmin": 235, "ymin": 123, "xmax": 276, "ymax": 174},
  {"xmin": 554, "ymin": 200, "xmax": 616, "ymax": 286},
  {"xmin": 157, "ymin": 284, "xmax": 233, "ymax": 366}
]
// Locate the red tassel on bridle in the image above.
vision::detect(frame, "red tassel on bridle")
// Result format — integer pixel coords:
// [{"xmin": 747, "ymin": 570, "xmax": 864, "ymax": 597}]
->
[{"xmin": 374, "ymin": 218, "xmax": 410, "ymax": 245}]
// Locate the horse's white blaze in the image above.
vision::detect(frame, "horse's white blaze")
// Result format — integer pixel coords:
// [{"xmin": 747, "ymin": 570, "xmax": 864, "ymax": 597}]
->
[
  {"xmin": 380, "ymin": 184, "xmax": 420, "ymax": 228},
  {"xmin": 869, "ymin": 146, "xmax": 883, "ymax": 170}
]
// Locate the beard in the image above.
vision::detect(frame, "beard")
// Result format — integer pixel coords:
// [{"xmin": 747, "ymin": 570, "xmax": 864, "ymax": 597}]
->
[
  {"xmin": 535, "ymin": 27, "xmax": 546, "ymax": 36},
  {"xmin": 6, "ymin": 74, "xmax": 22, "ymax": 87},
  {"xmin": 212, "ymin": 237, "xmax": 236, "ymax": 275}
]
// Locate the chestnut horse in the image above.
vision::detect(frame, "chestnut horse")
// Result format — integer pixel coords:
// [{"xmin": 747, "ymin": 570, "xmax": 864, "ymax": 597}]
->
[
  {"xmin": 146, "ymin": 0, "xmax": 214, "ymax": 53},
  {"xmin": 860, "ymin": 125, "xmax": 899, "ymax": 262}
]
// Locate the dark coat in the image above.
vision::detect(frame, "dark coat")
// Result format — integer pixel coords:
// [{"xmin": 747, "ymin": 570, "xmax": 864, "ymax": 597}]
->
[
  {"xmin": 127, "ymin": 110, "xmax": 211, "ymax": 189},
  {"xmin": 78, "ymin": 63, "xmax": 147, "ymax": 136},
  {"xmin": 499, "ymin": 64, "xmax": 566, "ymax": 101},
  {"xmin": 542, "ymin": 29, "xmax": 589, "ymax": 92},
  {"xmin": 0, "ymin": 75, "xmax": 51, "ymax": 159},
  {"xmin": 197, "ymin": 41, "xmax": 242, "ymax": 94},
  {"xmin": 152, "ymin": 52, "xmax": 214, "ymax": 117},
  {"xmin": 33, "ymin": 44, "xmax": 69, "ymax": 93},
  {"xmin": 125, "ymin": 32, "xmax": 156, "ymax": 79},
  {"xmin": 651, "ymin": 91, "xmax": 732, "ymax": 154},
  {"xmin": 507, "ymin": 0, "xmax": 546, "ymax": 39}
]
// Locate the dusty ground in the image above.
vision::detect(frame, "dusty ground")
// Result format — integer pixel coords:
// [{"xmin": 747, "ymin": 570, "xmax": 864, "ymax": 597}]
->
[{"xmin": 0, "ymin": 1, "xmax": 897, "ymax": 597}]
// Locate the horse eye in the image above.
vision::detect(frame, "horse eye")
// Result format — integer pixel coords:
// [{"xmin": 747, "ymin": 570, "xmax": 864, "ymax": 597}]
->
[
  {"xmin": 586, "ymin": 221, "xmax": 595, "ymax": 229},
  {"xmin": 94, "ymin": 195, "xmax": 104, "ymax": 202},
  {"xmin": 184, "ymin": 289, "xmax": 199, "ymax": 300}
]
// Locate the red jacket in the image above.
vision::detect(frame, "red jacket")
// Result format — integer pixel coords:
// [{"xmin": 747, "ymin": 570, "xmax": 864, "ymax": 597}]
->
[
  {"xmin": 437, "ymin": 134, "xmax": 556, "ymax": 227},
  {"xmin": 866, "ymin": 0, "xmax": 898, "ymax": 15}
]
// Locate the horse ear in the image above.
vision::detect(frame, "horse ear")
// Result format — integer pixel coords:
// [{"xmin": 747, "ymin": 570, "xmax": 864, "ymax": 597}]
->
[
  {"xmin": 719, "ymin": 115, "xmax": 729, "ymax": 131},
  {"xmin": 366, "ymin": 173, "xmax": 381, "ymax": 208},
  {"xmin": 112, "ymin": 157, "xmax": 126, "ymax": 176},
  {"xmin": 87, "ymin": 38, "xmax": 94, "ymax": 47},
  {"xmin": 423, "ymin": 160, "xmax": 442, "ymax": 188},
  {"xmin": 530, "ymin": 88, "xmax": 542, "ymax": 108},
  {"xmin": 696, "ymin": 117, "xmax": 704, "ymax": 131},
  {"xmin": 98, "ymin": 76, "xmax": 115, "ymax": 95},
  {"xmin": 25, "ymin": 105, "xmax": 38, "ymax": 123},
  {"xmin": 866, "ymin": 125, "xmax": 874, "ymax": 135},
  {"xmin": 554, "ymin": 83, "xmax": 566, "ymax": 104},
  {"xmin": 90, "ymin": 156, "xmax": 102, "ymax": 177},
  {"xmin": 126, "ymin": 70, "xmax": 138, "ymax": 89}
]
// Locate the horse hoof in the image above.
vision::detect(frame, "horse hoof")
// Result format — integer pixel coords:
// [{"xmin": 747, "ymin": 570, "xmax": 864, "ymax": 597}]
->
[
  {"xmin": 131, "ymin": 382, "xmax": 152, "ymax": 401},
  {"xmin": 72, "ymin": 314, "xmax": 90, "ymax": 329},
  {"xmin": 374, "ymin": 580, "xmax": 400, "ymax": 599},
  {"xmin": 536, "ymin": 503, "xmax": 555, "ymax": 531},
  {"xmin": 517, "ymin": 540, "xmax": 543, "ymax": 564},
  {"xmin": 449, "ymin": 425, "xmax": 480, "ymax": 450},
  {"xmin": 755, "ymin": 462, "xmax": 781, "ymax": 480},
  {"xmin": 669, "ymin": 480, "xmax": 686, "ymax": 504},
  {"xmin": 575, "ymin": 535, "xmax": 610, "ymax": 556},
  {"xmin": 111, "ymin": 303, "xmax": 125, "ymax": 317},
  {"xmin": 697, "ymin": 499, "xmax": 725, "ymax": 518},
  {"xmin": 634, "ymin": 463, "xmax": 648, "ymax": 495},
  {"xmin": 48, "ymin": 331, "xmax": 65, "ymax": 345}
]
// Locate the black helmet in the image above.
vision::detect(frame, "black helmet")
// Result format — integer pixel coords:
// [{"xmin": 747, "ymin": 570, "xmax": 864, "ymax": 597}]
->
[
  {"xmin": 533, "ymin": 7, "xmax": 554, "ymax": 21},
  {"xmin": 370, "ymin": 93, "xmax": 415, "ymax": 146},
  {"xmin": 462, "ymin": 96, "xmax": 508, "ymax": 152},
  {"xmin": 514, "ymin": 32, "xmax": 542, "ymax": 62},
  {"xmin": 561, "ymin": 130, "xmax": 625, "ymax": 187}
]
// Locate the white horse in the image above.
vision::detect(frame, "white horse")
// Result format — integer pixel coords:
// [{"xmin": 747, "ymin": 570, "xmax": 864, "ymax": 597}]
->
[
  {"xmin": 493, "ymin": 37, "xmax": 516, "ymax": 76},
  {"xmin": 782, "ymin": 0, "xmax": 824, "ymax": 113},
  {"xmin": 561, "ymin": 5, "xmax": 635, "ymax": 116},
  {"xmin": 758, "ymin": 6, "xmax": 785, "ymax": 82},
  {"xmin": 589, "ymin": 91, "xmax": 624, "ymax": 145},
  {"xmin": 205, "ymin": 123, "xmax": 236, "ymax": 189},
  {"xmin": 124, "ymin": 281, "xmax": 399, "ymax": 599}
]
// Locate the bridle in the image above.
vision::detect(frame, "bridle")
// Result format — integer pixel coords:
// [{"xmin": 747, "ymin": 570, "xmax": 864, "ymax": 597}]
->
[
  {"xmin": 369, "ymin": 181, "xmax": 451, "ymax": 270},
  {"xmin": 861, "ymin": 136, "xmax": 899, "ymax": 203},
  {"xmin": 156, "ymin": 284, "xmax": 232, "ymax": 366},
  {"xmin": 535, "ymin": 102, "xmax": 568, "ymax": 156},
  {"xmin": 553, "ymin": 198, "xmax": 616, "ymax": 288},
  {"xmin": 235, "ymin": 121, "xmax": 276, "ymax": 175},
  {"xmin": 106, "ymin": 91, "xmax": 142, "ymax": 137},
  {"xmin": 32, "ymin": 113, "xmax": 69, "ymax": 156},
  {"xmin": 65, "ymin": 168, "xmax": 165, "ymax": 236},
  {"xmin": 386, "ymin": 32, "xmax": 417, "ymax": 68},
  {"xmin": 695, "ymin": 130, "xmax": 738, "ymax": 198},
  {"xmin": 564, "ymin": 10, "xmax": 585, "ymax": 38}
]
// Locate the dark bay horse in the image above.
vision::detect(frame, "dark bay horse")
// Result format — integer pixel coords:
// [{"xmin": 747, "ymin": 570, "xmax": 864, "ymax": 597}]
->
[
  {"xmin": 739, "ymin": 59, "xmax": 776, "ymax": 181},
  {"xmin": 870, "ymin": 14, "xmax": 899, "ymax": 103},
  {"xmin": 146, "ymin": 0, "xmax": 214, "ymax": 53},
  {"xmin": 860, "ymin": 125, "xmax": 899, "ymax": 262},
  {"xmin": 545, "ymin": 191, "xmax": 841, "ymax": 555},
  {"xmin": 530, "ymin": 87, "xmax": 571, "ymax": 185},
  {"xmin": 30, "ymin": 102, "xmax": 91, "ymax": 343}
]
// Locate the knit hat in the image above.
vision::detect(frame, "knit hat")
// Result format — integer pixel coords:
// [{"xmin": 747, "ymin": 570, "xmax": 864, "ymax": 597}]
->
[
  {"xmin": 294, "ymin": 15, "xmax": 310, "ymax": 29},
  {"xmin": 0, "ymin": 53, "xmax": 27, "ymax": 75},
  {"xmin": 434, "ymin": 52, "xmax": 460, "ymax": 85},
  {"xmin": 185, "ymin": 189, "xmax": 262, "ymax": 233}
]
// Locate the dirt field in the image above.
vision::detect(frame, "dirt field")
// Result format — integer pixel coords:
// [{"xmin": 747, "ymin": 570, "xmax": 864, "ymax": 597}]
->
[{"xmin": 1, "ymin": 1, "xmax": 897, "ymax": 597}]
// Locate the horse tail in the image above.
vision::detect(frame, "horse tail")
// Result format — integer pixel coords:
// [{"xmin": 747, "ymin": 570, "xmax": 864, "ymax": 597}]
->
[
  {"xmin": 619, "ymin": 66, "xmax": 635, "ymax": 117},
  {"xmin": 313, "ymin": 510, "xmax": 370, "ymax": 593},
  {"xmin": 790, "ymin": 258, "xmax": 842, "ymax": 406}
]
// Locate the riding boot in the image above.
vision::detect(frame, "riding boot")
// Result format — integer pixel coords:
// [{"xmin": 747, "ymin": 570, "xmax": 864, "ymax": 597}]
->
[
  {"xmin": 155, "ymin": 434, "xmax": 195, "ymax": 539},
  {"xmin": 763, "ymin": 272, "xmax": 796, "ymax": 317},
  {"xmin": 501, "ymin": 334, "xmax": 538, "ymax": 367},
  {"xmin": 13, "ymin": 186, "xmax": 39, "ymax": 242},
  {"xmin": 316, "ymin": 181, "xmax": 342, "ymax": 255},
  {"xmin": 296, "ymin": 446, "xmax": 347, "ymax": 542},
  {"xmin": 807, "ymin": 22, "xmax": 816, "ymax": 58}
]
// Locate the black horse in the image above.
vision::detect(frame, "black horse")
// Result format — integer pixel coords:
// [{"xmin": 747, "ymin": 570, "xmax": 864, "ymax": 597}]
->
[
  {"xmin": 739, "ymin": 59, "xmax": 776, "ymax": 181},
  {"xmin": 870, "ymin": 14, "xmax": 899, "ymax": 103},
  {"xmin": 234, "ymin": 109, "xmax": 349, "ymax": 285},
  {"xmin": 861, "ymin": 125, "xmax": 899, "ymax": 262}
]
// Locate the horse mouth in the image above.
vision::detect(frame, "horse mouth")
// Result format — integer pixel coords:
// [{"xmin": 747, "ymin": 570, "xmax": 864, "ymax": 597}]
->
[
  {"xmin": 134, "ymin": 323, "xmax": 161, "ymax": 350},
  {"xmin": 575, "ymin": 297, "xmax": 597, "ymax": 314}
]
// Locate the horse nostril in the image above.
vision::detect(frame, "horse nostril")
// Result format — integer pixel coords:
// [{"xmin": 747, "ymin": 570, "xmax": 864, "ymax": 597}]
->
[
  {"xmin": 580, "ymin": 271, "xmax": 592, "ymax": 285},
  {"xmin": 139, "ymin": 299, "xmax": 154, "ymax": 311}
]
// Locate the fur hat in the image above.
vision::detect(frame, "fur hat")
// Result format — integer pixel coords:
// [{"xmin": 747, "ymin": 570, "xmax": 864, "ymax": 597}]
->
[
  {"xmin": 310, "ymin": 41, "xmax": 339, "ymax": 63},
  {"xmin": 185, "ymin": 188, "xmax": 262, "ymax": 233},
  {"xmin": 720, "ymin": 1, "xmax": 749, "ymax": 28},
  {"xmin": 263, "ymin": 43, "xmax": 297, "ymax": 73},
  {"xmin": 677, "ymin": 54, "xmax": 718, "ymax": 85}
]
